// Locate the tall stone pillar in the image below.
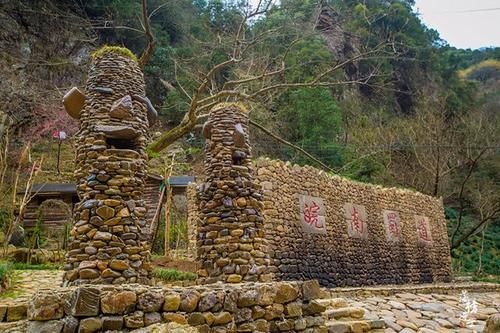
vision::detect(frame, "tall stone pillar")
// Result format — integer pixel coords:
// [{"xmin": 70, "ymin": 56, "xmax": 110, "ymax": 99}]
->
[
  {"xmin": 62, "ymin": 49, "xmax": 153, "ymax": 286},
  {"xmin": 197, "ymin": 103, "xmax": 272, "ymax": 283}
]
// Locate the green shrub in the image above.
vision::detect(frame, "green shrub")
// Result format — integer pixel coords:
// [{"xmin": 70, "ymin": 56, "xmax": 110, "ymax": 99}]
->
[
  {"xmin": 152, "ymin": 267, "xmax": 196, "ymax": 281},
  {"xmin": 11, "ymin": 262, "xmax": 60, "ymax": 270},
  {"xmin": 0, "ymin": 261, "xmax": 13, "ymax": 287}
]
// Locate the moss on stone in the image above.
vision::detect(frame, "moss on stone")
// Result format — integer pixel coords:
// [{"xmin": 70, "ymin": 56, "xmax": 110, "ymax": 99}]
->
[
  {"xmin": 211, "ymin": 102, "xmax": 249, "ymax": 113},
  {"xmin": 91, "ymin": 45, "xmax": 138, "ymax": 62}
]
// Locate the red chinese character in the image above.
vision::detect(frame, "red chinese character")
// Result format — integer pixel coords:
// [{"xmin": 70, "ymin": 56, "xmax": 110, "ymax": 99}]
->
[
  {"xmin": 387, "ymin": 212, "xmax": 400, "ymax": 237},
  {"xmin": 417, "ymin": 218, "xmax": 430, "ymax": 241},
  {"xmin": 351, "ymin": 206, "xmax": 364, "ymax": 234},
  {"xmin": 303, "ymin": 201, "xmax": 323, "ymax": 229}
]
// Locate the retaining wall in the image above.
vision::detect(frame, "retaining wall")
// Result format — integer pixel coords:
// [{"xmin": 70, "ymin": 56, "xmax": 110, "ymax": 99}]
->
[
  {"xmin": 255, "ymin": 159, "xmax": 452, "ymax": 287},
  {"xmin": 26, "ymin": 280, "xmax": 326, "ymax": 332}
]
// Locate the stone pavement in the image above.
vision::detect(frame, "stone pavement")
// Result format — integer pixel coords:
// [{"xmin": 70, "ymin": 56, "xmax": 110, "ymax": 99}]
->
[
  {"xmin": 321, "ymin": 284, "xmax": 499, "ymax": 333},
  {"xmin": 0, "ymin": 270, "xmax": 64, "ymax": 303},
  {"xmin": 0, "ymin": 270, "xmax": 64, "ymax": 322}
]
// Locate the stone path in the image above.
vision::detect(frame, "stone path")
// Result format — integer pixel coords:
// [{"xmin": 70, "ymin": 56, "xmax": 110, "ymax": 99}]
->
[
  {"xmin": 0, "ymin": 270, "xmax": 64, "ymax": 305},
  {"xmin": 0, "ymin": 270, "xmax": 64, "ymax": 323},
  {"xmin": 322, "ymin": 290, "xmax": 499, "ymax": 333}
]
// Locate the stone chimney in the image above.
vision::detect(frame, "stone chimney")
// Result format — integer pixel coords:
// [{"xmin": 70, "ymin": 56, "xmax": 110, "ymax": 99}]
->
[
  {"xmin": 197, "ymin": 103, "xmax": 272, "ymax": 284},
  {"xmin": 62, "ymin": 48, "xmax": 154, "ymax": 286}
]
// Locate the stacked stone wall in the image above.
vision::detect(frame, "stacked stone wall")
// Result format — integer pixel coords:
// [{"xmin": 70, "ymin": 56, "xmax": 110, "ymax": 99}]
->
[
  {"xmin": 255, "ymin": 159, "xmax": 452, "ymax": 287},
  {"xmin": 63, "ymin": 52, "xmax": 152, "ymax": 286},
  {"xmin": 26, "ymin": 280, "xmax": 326, "ymax": 333},
  {"xmin": 196, "ymin": 104, "xmax": 272, "ymax": 284}
]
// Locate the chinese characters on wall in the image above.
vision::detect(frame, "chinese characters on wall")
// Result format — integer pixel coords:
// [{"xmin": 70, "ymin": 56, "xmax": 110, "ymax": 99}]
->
[
  {"xmin": 415, "ymin": 215, "xmax": 432, "ymax": 245},
  {"xmin": 344, "ymin": 203, "xmax": 368, "ymax": 239},
  {"xmin": 296, "ymin": 194, "xmax": 433, "ymax": 244},
  {"xmin": 383, "ymin": 210, "xmax": 402, "ymax": 242},
  {"xmin": 298, "ymin": 194, "xmax": 326, "ymax": 234}
]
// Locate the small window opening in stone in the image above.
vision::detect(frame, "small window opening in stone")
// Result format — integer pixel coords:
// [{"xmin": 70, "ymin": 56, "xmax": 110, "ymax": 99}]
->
[
  {"xmin": 232, "ymin": 150, "xmax": 246, "ymax": 165},
  {"xmin": 106, "ymin": 138, "xmax": 137, "ymax": 150}
]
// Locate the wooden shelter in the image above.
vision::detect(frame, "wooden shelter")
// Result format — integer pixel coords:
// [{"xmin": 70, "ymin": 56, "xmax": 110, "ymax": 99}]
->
[
  {"xmin": 20, "ymin": 183, "xmax": 77, "ymax": 230},
  {"xmin": 142, "ymin": 175, "xmax": 196, "ymax": 243},
  {"xmin": 19, "ymin": 175, "xmax": 195, "ymax": 240}
]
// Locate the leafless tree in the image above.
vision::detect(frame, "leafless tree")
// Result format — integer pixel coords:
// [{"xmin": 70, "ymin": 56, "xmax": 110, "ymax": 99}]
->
[
  {"xmin": 139, "ymin": 1, "xmax": 394, "ymax": 158},
  {"xmin": 448, "ymin": 106, "xmax": 499, "ymax": 249}
]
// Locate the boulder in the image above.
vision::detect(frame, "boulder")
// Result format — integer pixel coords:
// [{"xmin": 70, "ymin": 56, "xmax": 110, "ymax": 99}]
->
[
  {"xmin": 7, "ymin": 304, "xmax": 27, "ymax": 321},
  {"xmin": 163, "ymin": 293, "xmax": 181, "ymax": 312},
  {"xmin": 124, "ymin": 311, "xmax": 145, "ymax": 329},
  {"xmin": 27, "ymin": 320, "xmax": 64, "ymax": 333},
  {"xmin": 302, "ymin": 280, "xmax": 322, "ymax": 300},
  {"xmin": 9, "ymin": 226, "xmax": 25, "ymax": 247},
  {"xmin": 65, "ymin": 287, "xmax": 100, "ymax": 317},
  {"xmin": 101, "ymin": 291, "xmax": 137, "ymax": 314},
  {"xmin": 63, "ymin": 87, "xmax": 85, "ymax": 119},
  {"xmin": 78, "ymin": 317, "xmax": 102, "ymax": 333},
  {"xmin": 28, "ymin": 291, "xmax": 65, "ymax": 320},
  {"xmin": 137, "ymin": 291, "xmax": 164, "ymax": 312},
  {"xmin": 179, "ymin": 290, "xmax": 201, "ymax": 313},
  {"xmin": 62, "ymin": 316, "xmax": 79, "ymax": 333},
  {"xmin": 94, "ymin": 125, "xmax": 139, "ymax": 140},
  {"xmin": 102, "ymin": 316, "xmax": 123, "ymax": 331},
  {"xmin": 110, "ymin": 95, "xmax": 133, "ymax": 119},
  {"xmin": 274, "ymin": 282, "xmax": 299, "ymax": 303},
  {"xmin": 233, "ymin": 123, "xmax": 246, "ymax": 147}
]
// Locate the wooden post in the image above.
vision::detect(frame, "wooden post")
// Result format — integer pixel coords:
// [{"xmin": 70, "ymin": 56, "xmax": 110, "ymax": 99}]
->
[
  {"xmin": 57, "ymin": 140, "xmax": 62, "ymax": 175},
  {"xmin": 163, "ymin": 154, "xmax": 175, "ymax": 258}
]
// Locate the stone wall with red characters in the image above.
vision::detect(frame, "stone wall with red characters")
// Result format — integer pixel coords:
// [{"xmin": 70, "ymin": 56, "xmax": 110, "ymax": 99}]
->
[{"xmin": 255, "ymin": 159, "xmax": 452, "ymax": 287}]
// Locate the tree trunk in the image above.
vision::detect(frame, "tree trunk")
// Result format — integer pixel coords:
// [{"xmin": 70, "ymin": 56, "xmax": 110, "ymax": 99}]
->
[{"xmin": 433, "ymin": 146, "xmax": 440, "ymax": 196}]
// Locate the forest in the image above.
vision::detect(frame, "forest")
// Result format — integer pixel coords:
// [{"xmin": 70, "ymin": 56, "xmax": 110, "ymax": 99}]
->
[{"xmin": 0, "ymin": 0, "xmax": 498, "ymax": 276}]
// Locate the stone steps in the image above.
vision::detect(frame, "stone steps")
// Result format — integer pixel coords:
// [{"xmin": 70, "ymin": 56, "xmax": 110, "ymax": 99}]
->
[
  {"xmin": 324, "ymin": 307, "xmax": 366, "ymax": 320},
  {"xmin": 322, "ymin": 298, "xmax": 386, "ymax": 333},
  {"xmin": 325, "ymin": 319, "xmax": 385, "ymax": 333}
]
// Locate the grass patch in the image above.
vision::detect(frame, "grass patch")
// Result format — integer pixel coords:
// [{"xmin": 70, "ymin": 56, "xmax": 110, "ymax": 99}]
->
[
  {"xmin": 11, "ymin": 262, "xmax": 60, "ymax": 270},
  {"xmin": 0, "ymin": 290, "xmax": 22, "ymax": 299},
  {"xmin": 0, "ymin": 274, "xmax": 22, "ymax": 299},
  {"xmin": 472, "ymin": 275, "xmax": 500, "ymax": 284},
  {"xmin": 151, "ymin": 254, "xmax": 164, "ymax": 261},
  {"xmin": 152, "ymin": 267, "xmax": 197, "ymax": 281},
  {"xmin": 91, "ymin": 45, "xmax": 138, "ymax": 62}
]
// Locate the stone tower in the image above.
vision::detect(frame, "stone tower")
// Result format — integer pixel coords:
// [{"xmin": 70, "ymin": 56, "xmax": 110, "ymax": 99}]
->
[
  {"xmin": 62, "ymin": 48, "xmax": 155, "ymax": 286},
  {"xmin": 197, "ymin": 103, "xmax": 272, "ymax": 284}
]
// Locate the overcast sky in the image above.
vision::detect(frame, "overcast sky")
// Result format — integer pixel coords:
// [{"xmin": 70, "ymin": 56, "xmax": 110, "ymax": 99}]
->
[{"xmin": 414, "ymin": 0, "xmax": 500, "ymax": 49}]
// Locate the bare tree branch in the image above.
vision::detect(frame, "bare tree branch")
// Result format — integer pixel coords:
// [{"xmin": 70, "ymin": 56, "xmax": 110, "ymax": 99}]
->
[
  {"xmin": 249, "ymin": 119, "xmax": 335, "ymax": 173},
  {"xmin": 138, "ymin": 0, "xmax": 156, "ymax": 70},
  {"xmin": 451, "ymin": 204, "xmax": 500, "ymax": 249},
  {"xmin": 147, "ymin": 2, "xmax": 394, "ymax": 154},
  {"xmin": 449, "ymin": 148, "xmax": 488, "ymax": 246}
]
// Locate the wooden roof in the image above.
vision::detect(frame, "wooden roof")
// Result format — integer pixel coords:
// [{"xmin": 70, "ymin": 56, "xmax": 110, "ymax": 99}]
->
[{"xmin": 24, "ymin": 183, "xmax": 77, "ymax": 196}]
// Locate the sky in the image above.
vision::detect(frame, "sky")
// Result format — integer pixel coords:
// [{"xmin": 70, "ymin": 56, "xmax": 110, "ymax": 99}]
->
[{"xmin": 411, "ymin": 0, "xmax": 499, "ymax": 49}]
